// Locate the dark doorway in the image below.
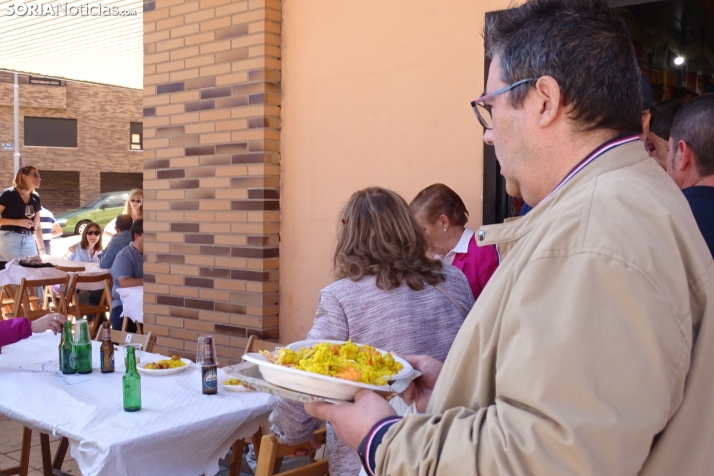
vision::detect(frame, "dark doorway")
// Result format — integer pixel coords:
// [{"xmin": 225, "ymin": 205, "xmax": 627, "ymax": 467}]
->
[
  {"xmin": 100, "ymin": 172, "xmax": 143, "ymax": 194},
  {"xmin": 481, "ymin": 0, "xmax": 714, "ymax": 224},
  {"xmin": 37, "ymin": 170, "xmax": 80, "ymax": 213}
]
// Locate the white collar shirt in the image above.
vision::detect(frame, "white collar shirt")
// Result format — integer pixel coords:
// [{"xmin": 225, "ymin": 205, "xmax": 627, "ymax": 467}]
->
[{"xmin": 435, "ymin": 227, "xmax": 474, "ymax": 265}]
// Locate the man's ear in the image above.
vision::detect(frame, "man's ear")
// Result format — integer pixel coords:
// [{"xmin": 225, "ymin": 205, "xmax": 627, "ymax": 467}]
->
[
  {"xmin": 677, "ymin": 140, "xmax": 694, "ymax": 171},
  {"xmin": 532, "ymin": 76, "xmax": 562, "ymax": 128}
]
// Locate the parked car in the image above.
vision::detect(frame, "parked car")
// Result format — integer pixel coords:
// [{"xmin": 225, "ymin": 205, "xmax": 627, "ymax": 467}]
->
[{"xmin": 55, "ymin": 191, "xmax": 129, "ymax": 235}]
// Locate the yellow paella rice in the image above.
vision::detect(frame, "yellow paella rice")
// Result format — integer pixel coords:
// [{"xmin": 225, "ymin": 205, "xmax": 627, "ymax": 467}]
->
[
  {"xmin": 143, "ymin": 355, "xmax": 186, "ymax": 370},
  {"xmin": 272, "ymin": 341, "xmax": 402, "ymax": 386},
  {"xmin": 223, "ymin": 378, "xmax": 243, "ymax": 386}
]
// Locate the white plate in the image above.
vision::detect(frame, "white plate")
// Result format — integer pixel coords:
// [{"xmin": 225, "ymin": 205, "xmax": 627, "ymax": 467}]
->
[
  {"xmin": 137, "ymin": 358, "xmax": 193, "ymax": 376},
  {"xmin": 218, "ymin": 368, "xmax": 253, "ymax": 392},
  {"xmin": 220, "ymin": 380, "xmax": 253, "ymax": 392},
  {"xmin": 242, "ymin": 340, "xmax": 413, "ymax": 401}
]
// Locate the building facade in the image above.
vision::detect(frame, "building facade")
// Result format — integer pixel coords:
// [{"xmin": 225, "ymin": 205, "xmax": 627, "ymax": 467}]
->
[
  {"xmin": 140, "ymin": 0, "xmax": 513, "ymax": 364},
  {"xmin": 0, "ymin": 72, "xmax": 143, "ymax": 213}
]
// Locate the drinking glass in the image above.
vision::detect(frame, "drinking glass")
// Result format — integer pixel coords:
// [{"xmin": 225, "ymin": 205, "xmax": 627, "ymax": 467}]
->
[
  {"xmin": 196, "ymin": 336, "xmax": 216, "ymax": 365},
  {"xmin": 24, "ymin": 205, "xmax": 35, "ymax": 220}
]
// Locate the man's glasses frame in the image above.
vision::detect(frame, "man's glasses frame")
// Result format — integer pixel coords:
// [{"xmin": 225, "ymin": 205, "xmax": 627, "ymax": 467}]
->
[{"xmin": 470, "ymin": 78, "xmax": 537, "ymax": 130}]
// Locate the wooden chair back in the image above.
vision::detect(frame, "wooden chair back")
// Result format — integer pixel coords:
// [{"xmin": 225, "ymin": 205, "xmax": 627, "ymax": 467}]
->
[
  {"xmin": 245, "ymin": 334, "xmax": 280, "ymax": 354},
  {"xmin": 96, "ymin": 329, "xmax": 156, "ymax": 353},
  {"xmin": 254, "ymin": 429, "xmax": 329, "ymax": 476},
  {"xmin": 65, "ymin": 273, "xmax": 113, "ymax": 339},
  {"xmin": 4, "ymin": 276, "xmax": 69, "ymax": 320}
]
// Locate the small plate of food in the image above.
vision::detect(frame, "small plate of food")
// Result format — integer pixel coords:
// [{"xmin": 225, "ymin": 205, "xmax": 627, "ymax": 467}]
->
[
  {"xmin": 242, "ymin": 340, "xmax": 413, "ymax": 401},
  {"xmin": 220, "ymin": 377, "xmax": 254, "ymax": 392},
  {"xmin": 138, "ymin": 355, "xmax": 193, "ymax": 376}
]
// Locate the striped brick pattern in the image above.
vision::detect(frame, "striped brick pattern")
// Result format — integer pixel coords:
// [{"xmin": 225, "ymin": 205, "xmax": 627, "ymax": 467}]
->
[{"xmin": 143, "ymin": 0, "xmax": 281, "ymax": 364}]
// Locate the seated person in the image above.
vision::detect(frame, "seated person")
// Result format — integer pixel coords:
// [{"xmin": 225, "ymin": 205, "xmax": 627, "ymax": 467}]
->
[
  {"xmin": 110, "ymin": 219, "xmax": 143, "ymax": 332},
  {"xmin": 0, "ymin": 313, "xmax": 66, "ymax": 349},
  {"xmin": 269, "ymin": 187, "xmax": 474, "ymax": 476},
  {"xmin": 67, "ymin": 222, "xmax": 102, "ymax": 263},
  {"xmin": 100, "ymin": 214, "xmax": 133, "ymax": 269}
]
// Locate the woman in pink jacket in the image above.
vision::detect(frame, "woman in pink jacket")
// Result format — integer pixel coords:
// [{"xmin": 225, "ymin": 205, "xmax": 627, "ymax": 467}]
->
[
  {"xmin": 411, "ymin": 183, "xmax": 499, "ymax": 300},
  {"xmin": 0, "ymin": 313, "xmax": 66, "ymax": 350}
]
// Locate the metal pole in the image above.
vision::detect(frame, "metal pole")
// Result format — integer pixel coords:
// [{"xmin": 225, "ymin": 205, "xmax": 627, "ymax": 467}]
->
[{"xmin": 13, "ymin": 73, "xmax": 21, "ymax": 175}]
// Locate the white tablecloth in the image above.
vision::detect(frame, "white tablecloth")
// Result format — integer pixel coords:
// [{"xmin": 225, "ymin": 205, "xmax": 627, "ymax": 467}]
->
[
  {"xmin": 0, "ymin": 258, "xmax": 108, "ymax": 291},
  {"xmin": 117, "ymin": 285, "xmax": 143, "ymax": 324},
  {"xmin": 0, "ymin": 332, "xmax": 271, "ymax": 476}
]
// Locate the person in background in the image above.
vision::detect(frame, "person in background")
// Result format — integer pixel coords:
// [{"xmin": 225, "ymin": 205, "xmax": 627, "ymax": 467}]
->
[
  {"xmin": 270, "ymin": 187, "xmax": 474, "ymax": 476},
  {"xmin": 0, "ymin": 313, "xmax": 67, "ymax": 349},
  {"xmin": 39, "ymin": 207, "xmax": 63, "ymax": 256},
  {"xmin": 410, "ymin": 184, "xmax": 499, "ymax": 300},
  {"xmin": 110, "ymin": 218, "xmax": 143, "ymax": 332},
  {"xmin": 0, "ymin": 166, "xmax": 44, "ymax": 263},
  {"xmin": 103, "ymin": 189, "xmax": 143, "ymax": 237},
  {"xmin": 665, "ymin": 93, "xmax": 714, "ymax": 257},
  {"xmin": 645, "ymin": 99, "xmax": 682, "ymax": 170},
  {"xmin": 67, "ymin": 222, "xmax": 102, "ymax": 263},
  {"xmin": 99, "ymin": 214, "xmax": 133, "ymax": 269},
  {"xmin": 305, "ymin": 2, "xmax": 714, "ymax": 475}
]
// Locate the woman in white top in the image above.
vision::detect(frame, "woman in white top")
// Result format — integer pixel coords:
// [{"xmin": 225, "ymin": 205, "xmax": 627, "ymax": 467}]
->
[{"xmin": 68, "ymin": 221, "xmax": 102, "ymax": 263}]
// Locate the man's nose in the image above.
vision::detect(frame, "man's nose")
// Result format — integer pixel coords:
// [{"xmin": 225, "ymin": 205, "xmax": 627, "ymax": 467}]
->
[{"xmin": 483, "ymin": 128, "xmax": 494, "ymax": 146}]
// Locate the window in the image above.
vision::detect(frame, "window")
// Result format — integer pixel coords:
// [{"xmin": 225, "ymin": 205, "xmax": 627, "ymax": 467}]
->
[
  {"xmin": 130, "ymin": 122, "xmax": 143, "ymax": 150},
  {"xmin": 24, "ymin": 117, "xmax": 77, "ymax": 148}
]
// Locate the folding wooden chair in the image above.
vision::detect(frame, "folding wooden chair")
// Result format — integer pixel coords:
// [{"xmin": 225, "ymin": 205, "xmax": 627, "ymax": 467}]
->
[
  {"xmin": 225, "ymin": 335, "xmax": 281, "ymax": 476},
  {"xmin": 2, "ymin": 285, "xmax": 42, "ymax": 318},
  {"xmin": 96, "ymin": 328, "xmax": 156, "ymax": 353},
  {"xmin": 3, "ymin": 276, "xmax": 69, "ymax": 320},
  {"xmin": 65, "ymin": 272, "xmax": 113, "ymax": 340},
  {"xmin": 254, "ymin": 429, "xmax": 329, "ymax": 476}
]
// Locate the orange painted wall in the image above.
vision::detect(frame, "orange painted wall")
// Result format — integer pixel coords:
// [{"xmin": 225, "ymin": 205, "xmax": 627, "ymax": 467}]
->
[{"xmin": 279, "ymin": 0, "xmax": 516, "ymax": 343}]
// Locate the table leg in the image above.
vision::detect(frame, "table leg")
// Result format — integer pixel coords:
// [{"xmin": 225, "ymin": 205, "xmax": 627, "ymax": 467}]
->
[
  {"xmin": 52, "ymin": 438, "xmax": 69, "ymax": 470},
  {"xmin": 39, "ymin": 434, "xmax": 53, "ymax": 476},
  {"xmin": 0, "ymin": 426, "xmax": 33, "ymax": 476}
]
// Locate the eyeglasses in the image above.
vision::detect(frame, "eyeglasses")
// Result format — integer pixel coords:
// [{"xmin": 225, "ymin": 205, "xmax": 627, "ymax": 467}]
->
[
  {"xmin": 130, "ymin": 199, "xmax": 142, "ymax": 203},
  {"xmin": 86, "ymin": 230, "xmax": 101, "ymax": 236},
  {"xmin": 470, "ymin": 78, "xmax": 537, "ymax": 130},
  {"xmin": 23, "ymin": 172, "xmax": 41, "ymax": 179}
]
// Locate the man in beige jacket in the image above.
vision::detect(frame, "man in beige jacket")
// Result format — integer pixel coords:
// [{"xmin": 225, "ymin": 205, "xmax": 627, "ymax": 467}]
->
[{"xmin": 305, "ymin": 1, "xmax": 714, "ymax": 474}]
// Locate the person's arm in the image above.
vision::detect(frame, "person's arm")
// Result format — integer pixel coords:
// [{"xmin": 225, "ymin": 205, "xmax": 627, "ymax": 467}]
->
[
  {"xmin": 270, "ymin": 288, "xmax": 349, "ymax": 445},
  {"xmin": 372, "ymin": 253, "xmax": 686, "ymax": 476},
  {"xmin": 0, "ymin": 204, "xmax": 33, "ymax": 228},
  {"xmin": 33, "ymin": 212, "xmax": 44, "ymax": 254},
  {"xmin": 51, "ymin": 222, "xmax": 63, "ymax": 237},
  {"xmin": 118, "ymin": 277, "xmax": 143, "ymax": 288},
  {"xmin": 99, "ymin": 243, "xmax": 115, "ymax": 269},
  {"xmin": 0, "ymin": 318, "xmax": 32, "ymax": 346}
]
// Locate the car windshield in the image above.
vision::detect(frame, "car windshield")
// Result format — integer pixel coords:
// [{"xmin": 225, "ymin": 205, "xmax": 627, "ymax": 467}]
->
[{"xmin": 80, "ymin": 195, "xmax": 106, "ymax": 209}]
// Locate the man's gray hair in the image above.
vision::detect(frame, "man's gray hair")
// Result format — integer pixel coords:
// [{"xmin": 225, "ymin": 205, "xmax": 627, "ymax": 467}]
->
[
  {"xmin": 670, "ymin": 94, "xmax": 714, "ymax": 177},
  {"xmin": 484, "ymin": 0, "xmax": 642, "ymax": 134}
]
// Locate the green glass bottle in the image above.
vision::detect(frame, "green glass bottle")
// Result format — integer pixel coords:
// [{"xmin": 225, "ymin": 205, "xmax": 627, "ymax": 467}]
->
[
  {"xmin": 59, "ymin": 321, "xmax": 76, "ymax": 374},
  {"xmin": 123, "ymin": 346, "xmax": 141, "ymax": 412},
  {"xmin": 74, "ymin": 320, "xmax": 92, "ymax": 374}
]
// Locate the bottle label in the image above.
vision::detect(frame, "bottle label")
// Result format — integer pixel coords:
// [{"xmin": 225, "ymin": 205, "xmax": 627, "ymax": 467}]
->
[
  {"xmin": 202, "ymin": 367, "xmax": 217, "ymax": 392},
  {"xmin": 69, "ymin": 352, "xmax": 77, "ymax": 370},
  {"xmin": 110, "ymin": 351, "xmax": 115, "ymax": 369}
]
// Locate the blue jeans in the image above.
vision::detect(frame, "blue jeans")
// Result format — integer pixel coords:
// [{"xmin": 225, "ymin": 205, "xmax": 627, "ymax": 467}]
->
[{"xmin": 0, "ymin": 230, "xmax": 38, "ymax": 261}]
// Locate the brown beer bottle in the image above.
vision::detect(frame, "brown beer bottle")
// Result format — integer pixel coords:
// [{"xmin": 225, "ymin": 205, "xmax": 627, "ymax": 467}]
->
[
  {"xmin": 201, "ymin": 336, "xmax": 218, "ymax": 395},
  {"xmin": 100, "ymin": 322, "xmax": 115, "ymax": 373}
]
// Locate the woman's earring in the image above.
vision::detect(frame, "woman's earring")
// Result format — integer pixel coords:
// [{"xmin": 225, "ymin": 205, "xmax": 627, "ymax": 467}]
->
[{"xmin": 443, "ymin": 228, "xmax": 447, "ymax": 232}]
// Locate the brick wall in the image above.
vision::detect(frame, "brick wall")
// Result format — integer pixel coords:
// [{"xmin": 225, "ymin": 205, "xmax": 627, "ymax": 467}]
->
[
  {"xmin": 0, "ymin": 77, "xmax": 144, "ymax": 210},
  {"xmin": 142, "ymin": 0, "xmax": 281, "ymax": 364},
  {"xmin": 36, "ymin": 170, "xmax": 81, "ymax": 212}
]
